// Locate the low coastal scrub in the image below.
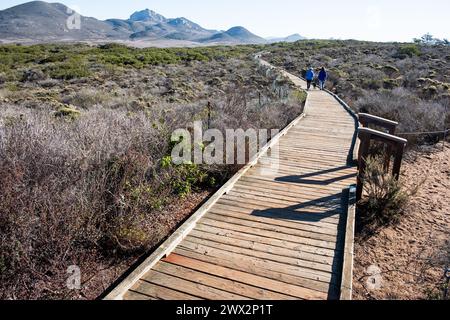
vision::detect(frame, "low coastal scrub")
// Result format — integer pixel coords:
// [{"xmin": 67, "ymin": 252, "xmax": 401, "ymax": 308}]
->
[
  {"xmin": 357, "ymin": 156, "xmax": 409, "ymax": 233},
  {"xmin": 0, "ymin": 43, "xmax": 303, "ymax": 299},
  {"xmin": 265, "ymin": 40, "xmax": 450, "ymax": 146}
]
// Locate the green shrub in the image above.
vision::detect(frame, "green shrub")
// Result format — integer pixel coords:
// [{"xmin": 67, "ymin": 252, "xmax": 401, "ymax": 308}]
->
[
  {"xmin": 398, "ymin": 44, "xmax": 421, "ymax": 57},
  {"xmin": 381, "ymin": 65, "xmax": 400, "ymax": 76},
  {"xmin": 290, "ymin": 89, "xmax": 307, "ymax": 104},
  {"xmin": 21, "ymin": 69, "xmax": 46, "ymax": 82},
  {"xmin": 422, "ymin": 85, "xmax": 439, "ymax": 97},
  {"xmin": 160, "ymin": 154, "xmax": 211, "ymax": 198},
  {"xmin": 54, "ymin": 105, "xmax": 81, "ymax": 120},
  {"xmin": 383, "ymin": 77, "xmax": 402, "ymax": 89},
  {"xmin": 63, "ymin": 89, "xmax": 111, "ymax": 108},
  {"xmin": 45, "ymin": 60, "xmax": 91, "ymax": 80},
  {"xmin": 359, "ymin": 156, "xmax": 409, "ymax": 228}
]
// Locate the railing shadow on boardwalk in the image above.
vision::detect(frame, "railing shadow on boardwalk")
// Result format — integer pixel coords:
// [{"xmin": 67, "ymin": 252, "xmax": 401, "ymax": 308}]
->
[
  {"xmin": 251, "ymin": 193, "xmax": 341, "ymax": 222},
  {"xmin": 250, "ymin": 166, "xmax": 356, "ymax": 300},
  {"xmin": 275, "ymin": 166, "xmax": 357, "ymax": 186},
  {"xmin": 251, "ymin": 191, "xmax": 347, "ymax": 300}
]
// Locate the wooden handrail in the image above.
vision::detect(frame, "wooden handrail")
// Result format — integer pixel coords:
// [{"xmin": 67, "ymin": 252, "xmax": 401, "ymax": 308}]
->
[
  {"xmin": 358, "ymin": 113, "xmax": 398, "ymax": 134},
  {"xmin": 358, "ymin": 114, "xmax": 400, "ymax": 169},
  {"xmin": 358, "ymin": 127, "xmax": 407, "ymax": 144},
  {"xmin": 356, "ymin": 127, "xmax": 407, "ymax": 201}
]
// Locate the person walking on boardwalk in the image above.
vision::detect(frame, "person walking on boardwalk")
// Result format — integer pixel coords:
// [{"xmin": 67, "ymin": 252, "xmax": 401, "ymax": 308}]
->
[
  {"xmin": 305, "ymin": 67, "xmax": 315, "ymax": 91},
  {"xmin": 318, "ymin": 67, "xmax": 328, "ymax": 90}
]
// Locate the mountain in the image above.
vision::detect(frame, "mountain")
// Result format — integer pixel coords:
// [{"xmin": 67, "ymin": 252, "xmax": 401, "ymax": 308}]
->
[
  {"xmin": 203, "ymin": 27, "xmax": 267, "ymax": 44},
  {"xmin": 0, "ymin": 1, "xmax": 127, "ymax": 40},
  {"xmin": 130, "ymin": 17, "xmax": 218, "ymax": 41},
  {"xmin": 129, "ymin": 9, "xmax": 167, "ymax": 24},
  {"xmin": 106, "ymin": 9, "xmax": 169, "ymax": 35},
  {"xmin": 0, "ymin": 1, "xmax": 284, "ymax": 45},
  {"xmin": 267, "ymin": 33, "xmax": 307, "ymax": 43}
]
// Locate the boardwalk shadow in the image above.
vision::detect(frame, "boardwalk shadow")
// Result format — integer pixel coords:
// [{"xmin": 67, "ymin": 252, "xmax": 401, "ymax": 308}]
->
[
  {"xmin": 251, "ymin": 190, "xmax": 347, "ymax": 300},
  {"xmin": 275, "ymin": 166, "xmax": 357, "ymax": 186},
  {"xmin": 252, "ymin": 192, "xmax": 342, "ymax": 223}
]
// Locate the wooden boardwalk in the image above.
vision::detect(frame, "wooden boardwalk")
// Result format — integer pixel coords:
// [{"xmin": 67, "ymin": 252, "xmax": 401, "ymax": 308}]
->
[{"xmin": 105, "ymin": 63, "xmax": 358, "ymax": 301}]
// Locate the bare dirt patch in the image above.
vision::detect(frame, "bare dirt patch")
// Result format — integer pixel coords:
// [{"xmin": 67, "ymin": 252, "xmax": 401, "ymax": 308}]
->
[{"xmin": 353, "ymin": 144, "xmax": 450, "ymax": 300}]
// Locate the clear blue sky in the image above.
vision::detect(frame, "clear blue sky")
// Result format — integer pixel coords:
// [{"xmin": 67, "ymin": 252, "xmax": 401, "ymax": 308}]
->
[{"xmin": 1, "ymin": 0, "xmax": 449, "ymax": 41}]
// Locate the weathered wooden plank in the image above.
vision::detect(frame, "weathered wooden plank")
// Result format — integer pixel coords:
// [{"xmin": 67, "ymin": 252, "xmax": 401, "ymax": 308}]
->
[
  {"xmin": 203, "ymin": 214, "xmax": 338, "ymax": 243},
  {"xmin": 164, "ymin": 254, "xmax": 326, "ymax": 300},
  {"xmin": 213, "ymin": 201, "xmax": 341, "ymax": 225},
  {"xmin": 198, "ymin": 218, "xmax": 339, "ymax": 250},
  {"xmin": 237, "ymin": 175, "xmax": 349, "ymax": 194},
  {"xmin": 184, "ymin": 235, "xmax": 337, "ymax": 273},
  {"xmin": 231, "ymin": 182, "xmax": 346, "ymax": 204},
  {"xmin": 189, "ymin": 229, "xmax": 337, "ymax": 265},
  {"xmin": 193, "ymin": 224, "xmax": 339, "ymax": 258},
  {"xmin": 178, "ymin": 240, "xmax": 336, "ymax": 284},
  {"xmin": 234, "ymin": 179, "xmax": 349, "ymax": 204},
  {"xmin": 208, "ymin": 206, "xmax": 339, "ymax": 234},
  {"xmin": 123, "ymin": 290, "xmax": 157, "ymax": 300},
  {"xmin": 155, "ymin": 261, "xmax": 296, "ymax": 300},
  {"xmin": 226, "ymin": 189, "xmax": 344, "ymax": 215},
  {"xmin": 173, "ymin": 248, "xmax": 338, "ymax": 297},
  {"xmin": 131, "ymin": 280, "xmax": 202, "ymax": 300},
  {"xmin": 218, "ymin": 196, "xmax": 343, "ymax": 216},
  {"xmin": 247, "ymin": 169, "xmax": 356, "ymax": 186},
  {"xmin": 142, "ymin": 270, "xmax": 250, "ymax": 300},
  {"xmin": 250, "ymin": 170, "xmax": 356, "ymax": 185}
]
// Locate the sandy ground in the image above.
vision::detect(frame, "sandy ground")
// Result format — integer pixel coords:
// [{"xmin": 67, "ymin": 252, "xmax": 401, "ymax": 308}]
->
[{"xmin": 353, "ymin": 144, "xmax": 450, "ymax": 300}]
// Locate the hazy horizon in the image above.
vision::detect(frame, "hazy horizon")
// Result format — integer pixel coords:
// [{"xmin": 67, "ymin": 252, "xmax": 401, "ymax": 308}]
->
[{"xmin": 0, "ymin": 0, "xmax": 449, "ymax": 42}]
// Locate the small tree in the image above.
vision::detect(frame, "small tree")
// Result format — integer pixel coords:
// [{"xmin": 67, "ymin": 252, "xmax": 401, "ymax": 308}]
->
[
  {"xmin": 421, "ymin": 33, "xmax": 435, "ymax": 44},
  {"xmin": 414, "ymin": 33, "xmax": 449, "ymax": 46}
]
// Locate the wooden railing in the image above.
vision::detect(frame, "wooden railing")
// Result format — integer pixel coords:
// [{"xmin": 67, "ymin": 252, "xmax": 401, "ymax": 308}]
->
[
  {"xmin": 358, "ymin": 113, "xmax": 399, "ymax": 169},
  {"xmin": 356, "ymin": 114, "xmax": 408, "ymax": 201},
  {"xmin": 358, "ymin": 113, "xmax": 398, "ymax": 134}
]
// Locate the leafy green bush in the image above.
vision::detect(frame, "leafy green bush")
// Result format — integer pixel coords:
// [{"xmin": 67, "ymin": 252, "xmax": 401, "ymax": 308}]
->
[
  {"xmin": 160, "ymin": 155, "xmax": 210, "ymax": 198},
  {"xmin": 54, "ymin": 105, "xmax": 81, "ymax": 120},
  {"xmin": 398, "ymin": 44, "xmax": 421, "ymax": 57},
  {"xmin": 45, "ymin": 58, "xmax": 91, "ymax": 80},
  {"xmin": 290, "ymin": 89, "xmax": 307, "ymax": 104}
]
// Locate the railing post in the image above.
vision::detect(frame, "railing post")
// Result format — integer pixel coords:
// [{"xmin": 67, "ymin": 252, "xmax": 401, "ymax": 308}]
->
[
  {"xmin": 356, "ymin": 127, "xmax": 407, "ymax": 202},
  {"xmin": 207, "ymin": 101, "xmax": 211, "ymax": 130},
  {"xmin": 384, "ymin": 126, "xmax": 396, "ymax": 171},
  {"xmin": 356, "ymin": 130, "xmax": 371, "ymax": 202},
  {"xmin": 358, "ymin": 113, "xmax": 399, "ymax": 173},
  {"xmin": 392, "ymin": 142, "xmax": 405, "ymax": 180}
]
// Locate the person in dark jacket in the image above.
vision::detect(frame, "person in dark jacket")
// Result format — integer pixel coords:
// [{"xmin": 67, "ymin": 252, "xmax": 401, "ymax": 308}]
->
[
  {"xmin": 305, "ymin": 67, "xmax": 315, "ymax": 91},
  {"xmin": 318, "ymin": 67, "xmax": 328, "ymax": 90}
]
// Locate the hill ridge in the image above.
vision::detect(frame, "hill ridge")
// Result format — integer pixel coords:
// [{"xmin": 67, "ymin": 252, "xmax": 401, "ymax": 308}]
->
[{"xmin": 0, "ymin": 1, "xmax": 305, "ymax": 45}]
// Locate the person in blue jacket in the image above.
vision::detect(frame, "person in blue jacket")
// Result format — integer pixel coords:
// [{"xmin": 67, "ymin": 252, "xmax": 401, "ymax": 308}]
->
[
  {"xmin": 305, "ymin": 67, "xmax": 315, "ymax": 91},
  {"xmin": 318, "ymin": 67, "xmax": 328, "ymax": 90}
]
